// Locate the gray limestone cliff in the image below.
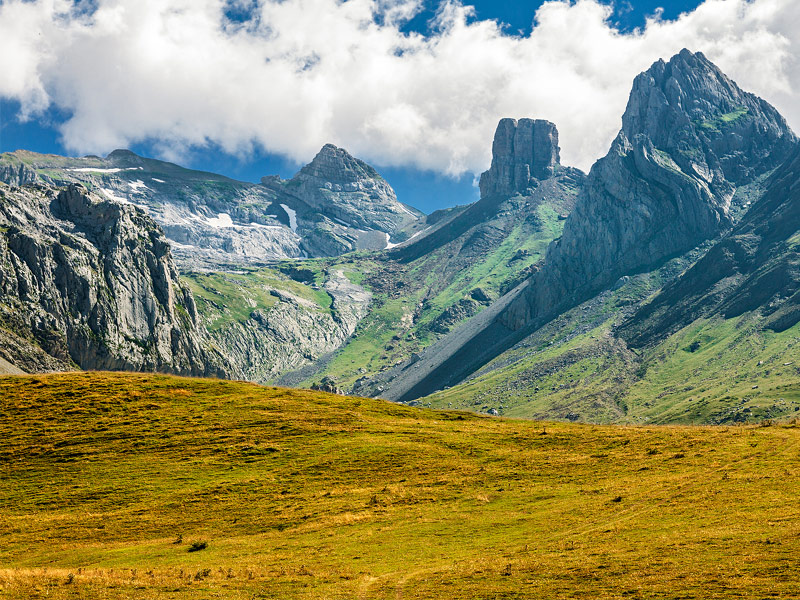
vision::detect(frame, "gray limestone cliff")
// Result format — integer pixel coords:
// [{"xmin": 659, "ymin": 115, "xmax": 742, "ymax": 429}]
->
[
  {"xmin": 0, "ymin": 182, "xmax": 226, "ymax": 375},
  {"xmin": 620, "ymin": 145, "xmax": 800, "ymax": 345},
  {"xmin": 479, "ymin": 118, "xmax": 561, "ymax": 198}
]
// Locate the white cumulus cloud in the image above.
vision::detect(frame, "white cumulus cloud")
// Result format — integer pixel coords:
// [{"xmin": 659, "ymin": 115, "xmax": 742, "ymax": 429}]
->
[{"xmin": 0, "ymin": 0, "xmax": 799, "ymax": 176}]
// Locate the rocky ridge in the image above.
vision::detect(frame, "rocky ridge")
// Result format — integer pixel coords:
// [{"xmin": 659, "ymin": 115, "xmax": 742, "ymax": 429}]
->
[
  {"xmin": 620, "ymin": 144, "xmax": 800, "ymax": 345},
  {"xmin": 0, "ymin": 145, "xmax": 423, "ymax": 269}
]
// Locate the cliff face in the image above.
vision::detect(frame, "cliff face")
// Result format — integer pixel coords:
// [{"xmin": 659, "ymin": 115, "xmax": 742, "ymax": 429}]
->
[
  {"xmin": 501, "ymin": 49, "xmax": 797, "ymax": 330},
  {"xmin": 0, "ymin": 182, "xmax": 225, "ymax": 375},
  {"xmin": 197, "ymin": 269, "xmax": 372, "ymax": 384},
  {"xmin": 479, "ymin": 118, "xmax": 561, "ymax": 198},
  {"xmin": 620, "ymin": 146, "xmax": 800, "ymax": 346}
]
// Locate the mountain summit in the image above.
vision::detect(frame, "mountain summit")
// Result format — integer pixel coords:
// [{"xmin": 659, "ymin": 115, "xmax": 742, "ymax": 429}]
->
[
  {"xmin": 502, "ymin": 49, "xmax": 797, "ymax": 330},
  {"xmin": 261, "ymin": 143, "xmax": 423, "ymax": 255}
]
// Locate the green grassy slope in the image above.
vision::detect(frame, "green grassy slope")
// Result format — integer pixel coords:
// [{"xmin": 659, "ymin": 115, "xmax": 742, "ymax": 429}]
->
[
  {"xmin": 1, "ymin": 372, "xmax": 799, "ymax": 599},
  {"xmin": 182, "ymin": 198, "xmax": 571, "ymax": 391},
  {"xmin": 427, "ymin": 301, "xmax": 800, "ymax": 425},
  {"xmin": 182, "ymin": 264, "xmax": 334, "ymax": 333},
  {"xmin": 302, "ymin": 198, "xmax": 574, "ymax": 390}
]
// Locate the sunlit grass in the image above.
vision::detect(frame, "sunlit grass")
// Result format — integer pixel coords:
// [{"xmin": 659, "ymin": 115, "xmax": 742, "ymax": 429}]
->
[{"xmin": 1, "ymin": 371, "xmax": 799, "ymax": 598}]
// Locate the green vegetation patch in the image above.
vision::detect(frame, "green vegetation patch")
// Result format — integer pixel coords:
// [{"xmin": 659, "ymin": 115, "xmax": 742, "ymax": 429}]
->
[
  {"xmin": 695, "ymin": 106, "xmax": 749, "ymax": 132},
  {"xmin": 182, "ymin": 268, "xmax": 333, "ymax": 332}
]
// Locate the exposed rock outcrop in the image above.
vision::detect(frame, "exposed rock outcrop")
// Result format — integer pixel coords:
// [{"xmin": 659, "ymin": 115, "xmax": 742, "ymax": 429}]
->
[
  {"xmin": 394, "ymin": 119, "xmax": 584, "ymax": 264},
  {"xmin": 0, "ymin": 182, "xmax": 225, "ymax": 375},
  {"xmin": 620, "ymin": 145, "xmax": 800, "ymax": 345},
  {"xmin": 479, "ymin": 118, "xmax": 561, "ymax": 198},
  {"xmin": 200, "ymin": 269, "xmax": 372, "ymax": 383}
]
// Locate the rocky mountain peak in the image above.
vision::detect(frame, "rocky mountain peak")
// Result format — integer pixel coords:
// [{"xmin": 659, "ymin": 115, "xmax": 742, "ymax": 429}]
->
[
  {"xmin": 622, "ymin": 49, "xmax": 796, "ymax": 188},
  {"xmin": 499, "ymin": 49, "xmax": 799, "ymax": 333},
  {"xmin": 479, "ymin": 118, "xmax": 561, "ymax": 199},
  {"xmin": 299, "ymin": 143, "xmax": 382, "ymax": 185},
  {"xmin": 259, "ymin": 143, "xmax": 422, "ymax": 254},
  {"xmin": 105, "ymin": 149, "xmax": 145, "ymax": 167}
]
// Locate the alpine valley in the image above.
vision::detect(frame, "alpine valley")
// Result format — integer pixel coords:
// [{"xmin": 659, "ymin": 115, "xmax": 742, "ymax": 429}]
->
[{"xmin": 2, "ymin": 49, "xmax": 799, "ymax": 426}]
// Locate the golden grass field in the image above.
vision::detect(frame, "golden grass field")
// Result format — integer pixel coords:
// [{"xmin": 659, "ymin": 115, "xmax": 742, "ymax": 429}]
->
[{"xmin": 1, "ymin": 372, "xmax": 799, "ymax": 599}]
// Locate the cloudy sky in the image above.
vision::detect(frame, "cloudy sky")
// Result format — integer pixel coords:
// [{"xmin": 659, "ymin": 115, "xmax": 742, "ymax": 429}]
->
[{"xmin": 1, "ymin": 0, "xmax": 799, "ymax": 211}]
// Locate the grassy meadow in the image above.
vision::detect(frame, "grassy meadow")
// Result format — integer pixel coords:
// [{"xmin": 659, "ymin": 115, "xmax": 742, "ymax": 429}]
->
[{"xmin": 1, "ymin": 372, "xmax": 799, "ymax": 599}]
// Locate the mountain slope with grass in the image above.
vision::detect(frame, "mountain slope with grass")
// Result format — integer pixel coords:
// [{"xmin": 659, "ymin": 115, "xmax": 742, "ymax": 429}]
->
[
  {"xmin": 279, "ymin": 119, "xmax": 584, "ymax": 393},
  {"xmin": 379, "ymin": 49, "xmax": 798, "ymax": 405},
  {"xmin": 1, "ymin": 371, "xmax": 799, "ymax": 599},
  {"xmin": 423, "ymin": 134, "xmax": 800, "ymax": 425}
]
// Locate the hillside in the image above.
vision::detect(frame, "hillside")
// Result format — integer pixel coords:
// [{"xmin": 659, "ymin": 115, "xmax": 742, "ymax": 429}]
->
[
  {"xmin": 377, "ymin": 50, "xmax": 799, "ymax": 407},
  {"xmin": 284, "ymin": 119, "xmax": 584, "ymax": 392},
  {"xmin": 175, "ymin": 119, "xmax": 583, "ymax": 391},
  {"xmin": 1, "ymin": 372, "xmax": 799, "ymax": 599}
]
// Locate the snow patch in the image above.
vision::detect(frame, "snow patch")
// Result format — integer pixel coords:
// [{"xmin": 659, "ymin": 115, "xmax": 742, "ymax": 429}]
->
[
  {"xmin": 128, "ymin": 179, "xmax": 152, "ymax": 193},
  {"xmin": 248, "ymin": 222, "xmax": 285, "ymax": 230},
  {"xmin": 405, "ymin": 226, "xmax": 432, "ymax": 242},
  {"xmin": 100, "ymin": 188, "xmax": 129, "ymax": 204},
  {"xmin": 384, "ymin": 232, "xmax": 399, "ymax": 249},
  {"xmin": 397, "ymin": 203, "xmax": 417, "ymax": 217},
  {"xmin": 151, "ymin": 178, "xmax": 166, "ymax": 183},
  {"xmin": 333, "ymin": 216, "xmax": 351, "ymax": 227},
  {"xmin": 280, "ymin": 204, "xmax": 298, "ymax": 232},
  {"xmin": 206, "ymin": 213, "xmax": 234, "ymax": 228},
  {"xmin": 170, "ymin": 240, "xmax": 198, "ymax": 250}
]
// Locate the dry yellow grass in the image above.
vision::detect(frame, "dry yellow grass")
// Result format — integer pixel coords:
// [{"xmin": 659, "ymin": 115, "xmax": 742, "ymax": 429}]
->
[{"xmin": 1, "ymin": 371, "xmax": 799, "ymax": 599}]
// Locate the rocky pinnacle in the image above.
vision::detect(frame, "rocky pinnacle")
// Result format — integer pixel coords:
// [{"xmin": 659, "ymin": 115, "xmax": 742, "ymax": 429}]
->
[{"xmin": 479, "ymin": 118, "xmax": 561, "ymax": 199}]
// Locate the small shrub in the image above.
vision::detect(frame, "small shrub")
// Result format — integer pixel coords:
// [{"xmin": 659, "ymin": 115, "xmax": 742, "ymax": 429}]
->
[
  {"xmin": 65, "ymin": 573, "xmax": 75, "ymax": 585},
  {"xmin": 188, "ymin": 541, "xmax": 208, "ymax": 553}
]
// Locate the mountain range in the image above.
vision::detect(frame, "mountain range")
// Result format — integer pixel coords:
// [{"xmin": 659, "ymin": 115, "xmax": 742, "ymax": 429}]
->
[{"xmin": 1, "ymin": 49, "xmax": 798, "ymax": 425}]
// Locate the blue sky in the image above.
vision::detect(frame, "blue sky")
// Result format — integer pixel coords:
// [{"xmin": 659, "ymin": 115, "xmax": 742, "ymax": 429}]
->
[{"xmin": 1, "ymin": 0, "xmax": 794, "ymax": 213}]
